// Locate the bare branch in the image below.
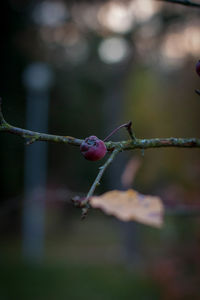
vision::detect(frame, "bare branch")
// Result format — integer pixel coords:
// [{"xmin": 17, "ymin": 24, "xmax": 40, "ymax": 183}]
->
[
  {"xmin": 0, "ymin": 98, "xmax": 83, "ymax": 146},
  {"xmin": 159, "ymin": 0, "xmax": 200, "ymax": 8},
  {"xmin": 106, "ymin": 137, "xmax": 200, "ymax": 151},
  {"xmin": 81, "ymin": 149, "xmax": 120, "ymax": 218},
  {"xmin": 1, "ymin": 99, "xmax": 200, "ymax": 150},
  {"xmin": 1, "ymin": 97, "xmax": 200, "ymax": 220},
  {"xmin": 3, "ymin": 125, "xmax": 83, "ymax": 146}
]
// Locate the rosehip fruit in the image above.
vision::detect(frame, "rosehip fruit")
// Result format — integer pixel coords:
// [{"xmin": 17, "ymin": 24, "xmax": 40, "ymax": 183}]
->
[
  {"xmin": 196, "ymin": 60, "xmax": 200, "ymax": 76},
  {"xmin": 80, "ymin": 135, "xmax": 107, "ymax": 161}
]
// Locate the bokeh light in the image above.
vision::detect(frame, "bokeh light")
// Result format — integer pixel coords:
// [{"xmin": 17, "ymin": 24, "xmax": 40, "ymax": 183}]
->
[
  {"xmin": 98, "ymin": 2, "xmax": 134, "ymax": 33},
  {"xmin": 98, "ymin": 37, "xmax": 130, "ymax": 64},
  {"xmin": 32, "ymin": 1, "xmax": 68, "ymax": 27}
]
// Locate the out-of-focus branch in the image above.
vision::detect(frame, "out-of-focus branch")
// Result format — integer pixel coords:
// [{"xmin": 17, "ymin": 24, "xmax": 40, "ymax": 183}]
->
[
  {"xmin": 159, "ymin": 0, "xmax": 200, "ymax": 8},
  {"xmin": 195, "ymin": 89, "xmax": 200, "ymax": 96}
]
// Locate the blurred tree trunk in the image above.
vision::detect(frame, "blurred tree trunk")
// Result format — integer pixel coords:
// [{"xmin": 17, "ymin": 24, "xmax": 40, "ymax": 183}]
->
[{"xmin": 103, "ymin": 62, "xmax": 142, "ymax": 268}]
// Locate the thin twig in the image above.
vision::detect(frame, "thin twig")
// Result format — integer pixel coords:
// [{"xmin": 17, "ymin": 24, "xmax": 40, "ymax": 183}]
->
[
  {"xmin": 159, "ymin": 0, "xmax": 200, "ymax": 8},
  {"xmin": 125, "ymin": 121, "xmax": 136, "ymax": 140},
  {"xmin": 195, "ymin": 89, "xmax": 200, "ymax": 96},
  {"xmin": 81, "ymin": 148, "xmax": 120, "ymax": 218},
  {"xmin": 103, "ymin": 121, "xmax": 135, "ymax": 142}
]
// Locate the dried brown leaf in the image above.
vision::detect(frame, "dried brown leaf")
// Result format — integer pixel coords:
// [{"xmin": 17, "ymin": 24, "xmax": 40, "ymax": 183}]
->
[
  {"xmin": 121, "ymin": 156, "xmax": 142, "ymax": 188},
  {"xmin": 90, "ymin": 189, "xmax": 164, "ymax": 228}
]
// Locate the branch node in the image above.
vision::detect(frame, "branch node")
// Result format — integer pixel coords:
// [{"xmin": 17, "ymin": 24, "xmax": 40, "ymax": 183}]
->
[
  {"xmin": 81, "ymin": 205, "xmax": 90, "ymax": 219},
  {"xmin": 125, "ymin": 121, "xmax": 136, "ymax": 140},
  {"xmin": 71, "ymin": 196, "xmax": 87, "ymax": 208},
  {"xmin": 104, "ymin": 121, "xmax": 136, "ymax": 142},
  {"xmin": 26, "ymin": 137, "xmax": 39, "ymax": 145}
]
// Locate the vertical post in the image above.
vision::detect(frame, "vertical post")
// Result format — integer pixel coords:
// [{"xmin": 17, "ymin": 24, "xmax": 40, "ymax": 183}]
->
[
  {"xmin": 103, "ymin": 67, "xmax": 141, "ymax": 268},
  {"xmin": 22, "ymin": 63, "xmax": 53, "ymax": 262}
]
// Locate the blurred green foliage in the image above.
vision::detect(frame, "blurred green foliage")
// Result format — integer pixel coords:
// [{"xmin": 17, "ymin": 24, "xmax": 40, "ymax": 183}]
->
[{"xmin": 0, "ymin": 262, "xmax": 161, "ymax": 300}]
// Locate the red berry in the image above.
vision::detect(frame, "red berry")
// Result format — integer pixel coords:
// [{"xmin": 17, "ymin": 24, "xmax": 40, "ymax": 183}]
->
[
  {"xmin": 80, "ymin": 135, "xmax": 107, "ymax": 161},
  {"xmin": 196, "ymin": 60, "xmax": 200, "ymax": 76}
]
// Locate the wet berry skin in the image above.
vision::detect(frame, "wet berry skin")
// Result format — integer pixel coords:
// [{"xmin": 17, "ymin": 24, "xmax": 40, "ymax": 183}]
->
[
  {"xmin": 80, "ymin": 135, "xmax": 107, "ymax": 161},
  {"xmin": 196, "ymin": 60, "xmax": 200, "ymax": 76}
]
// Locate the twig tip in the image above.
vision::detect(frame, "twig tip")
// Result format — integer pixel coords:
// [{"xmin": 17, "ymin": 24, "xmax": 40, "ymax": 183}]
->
[{"xmin": 195, "ymin": 89, "xmax": 200, "ymax": 96}]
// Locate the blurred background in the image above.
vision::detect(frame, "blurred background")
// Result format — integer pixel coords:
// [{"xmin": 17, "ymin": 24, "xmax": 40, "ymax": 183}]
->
[{"xmin": 1, "ymin": 0, "xmax": 200, "ymax": 299}]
